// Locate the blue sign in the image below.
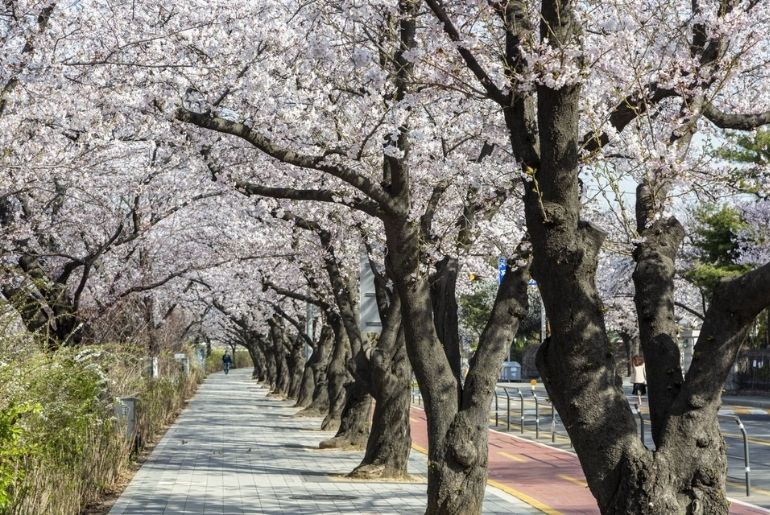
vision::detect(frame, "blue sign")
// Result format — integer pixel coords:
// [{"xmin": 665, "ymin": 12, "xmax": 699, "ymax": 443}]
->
[
  {"xmin": 528, "ymin": 279, "xmax": 537, "ymax": 286},
  {"xmin": 498, "ymin": 257, "xmax": 507, "ymax": 284}
]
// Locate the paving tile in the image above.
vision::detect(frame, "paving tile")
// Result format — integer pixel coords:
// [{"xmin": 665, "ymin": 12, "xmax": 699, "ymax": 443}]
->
[{"xmin": 110, "ymin": 368, "xmax": 537, "ymax": 514}]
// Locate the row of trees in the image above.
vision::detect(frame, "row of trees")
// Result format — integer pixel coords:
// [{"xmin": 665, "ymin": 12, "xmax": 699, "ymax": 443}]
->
[{"xmin": 2, "ymin": 0, "xmax": 770, "ymax": 513}]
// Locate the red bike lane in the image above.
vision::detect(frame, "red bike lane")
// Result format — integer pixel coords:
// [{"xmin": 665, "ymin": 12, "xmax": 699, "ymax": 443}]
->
[{"xmin": 409, "ymin": 406, "xmax": 769, "ymax": 514}]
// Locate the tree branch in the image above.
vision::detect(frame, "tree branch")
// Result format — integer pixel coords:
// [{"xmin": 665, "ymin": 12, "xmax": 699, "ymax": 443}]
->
[
  {"xmin": 262, "ymin": 279, "xmax": 331, "ymax": 311},
  {"xmin": 580, "ymin": 84, "xmax": 678, "ymax": 154},
  {"xmin": 424, "ymin": 0, "xmax": 510, "ymax": 105},
  {"xmin": 702, "ymin": 104, "xmax": 770, "ymax": 131},
  {"xmin": 175, "ymin": 108, "xmax": 398, "ymax": 214},
  {"xmin": 235, "ymin": 181, "xmax": 382, "ymax": 217}
]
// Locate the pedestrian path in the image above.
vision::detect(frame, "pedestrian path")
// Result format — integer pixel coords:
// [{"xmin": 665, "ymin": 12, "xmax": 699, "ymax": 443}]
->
[
  {"xmin": 409, "ymin": 407, "xmax": 770, "ymax": 515},
  {"xmin": 110, "ymin": 368, "xmax": 539, "ymax": 515}
]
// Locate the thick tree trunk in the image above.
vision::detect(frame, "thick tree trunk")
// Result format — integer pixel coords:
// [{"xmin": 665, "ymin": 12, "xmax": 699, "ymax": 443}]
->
[
  {"xmin": 320, "ymin": 314, "xmax": 350, "ymax": 430},
  {"xmin": 383, "ymin": 213, "xmax": 530, "ymax": 513},
  {"xmin": 350, "ymin": 320, "xmax": 412, "ymax": 478},
  {"xmin": 320, "ymin": 378, "xmax": 371, "ymax": 449},
  {"xmin": 287, "ymin": 334, "xmax": 306, "ymax": 400},
  {"xmin": 260, "ymin": 335, "xmax": 278, "ymax": 388},
  {"xmin": 268, "ymin": 318, "xmax": 291, "ymax": 395},
  {"xmin": 296, "ymin": 325, "xmax": 334, "ymax": 413},
  {"xmin": 275, "ymin": 347, "xmax": 290, "ymax": 395},
  {"xmin": 426, "ymin": 259, "xmax": 529, "ymax": 513},
  {"xmin": 430, "ymin": 256, "xmax": 462, "ymax": 385},
  {"xmin": 242, "ymin": 341, "xmax": 263, "ymax": 380},
  {"xmin": 602, "ymin": 411, "xmax": 729, "ymax": 514}
]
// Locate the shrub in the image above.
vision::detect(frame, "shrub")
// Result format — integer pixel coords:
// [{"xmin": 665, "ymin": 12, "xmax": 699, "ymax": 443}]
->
[
  {"xmin": 205, "ymin": 348, "xmax": 250, "ymax": 374},
  {"xmin": 0, "ymin": 343, "xmax": 203, "ymax": 515}
]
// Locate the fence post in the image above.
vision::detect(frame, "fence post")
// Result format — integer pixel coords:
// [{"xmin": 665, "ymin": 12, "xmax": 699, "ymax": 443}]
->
[
  {"xmin": 502, "ymin": 388, "xmax": 511, "ymax": 431},
  {"xmin": 534, "ymin": 392, "xmax": 540, "ymax": 439},
  {"xmin": 495, "ymin": 389, "xmax": 499, "ymax": 427},
  {"xmin": 635, "ymin": 403, "xmax": 645, "ymax": 444},
  {"xmin": 518, "ymin": 388, "xmax": 525, "ymax": 434},
  {"xmin": 738, "ymin": 417, "xmax": 751, "ymax": 497},
  {"xmin": 551, "ymin": 401, "xmax": 556, "ymax": 443},
  {"xmin": 721, "ymin": 414, "xmax": 751, "ymax": 497}
]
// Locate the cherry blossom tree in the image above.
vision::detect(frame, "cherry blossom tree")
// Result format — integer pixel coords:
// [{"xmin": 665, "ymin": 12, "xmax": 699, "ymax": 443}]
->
[{"xmin": 426, "ymin": 0, "xmax": 770, "ymax": 511}]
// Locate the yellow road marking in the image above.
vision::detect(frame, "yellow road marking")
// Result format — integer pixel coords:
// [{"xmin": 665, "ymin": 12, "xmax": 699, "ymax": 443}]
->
[
  {"xmin": 722, "ymin": 433, "xmax": 770, "ymax": 448},
  {"xmin": 411, "ymin": 442, "xmax": 428, "ymax": 454},
  {"xmin": 412, "ymin": 443, "xmax": 558, "ymax": 513},
  {"xmin": 558, "ymin": 473, "xmax": 587, "ymax": 487},
  {"xmin": 499, "ymin": 451, "xmax": 527, "ymax": 463},
  {"xmin": 487, "ymin": 478, "xmax": 562, "ymax": 515},
  {"xmin": 727, "ymin": 480, "xmax": 770, "ymax": 497}
]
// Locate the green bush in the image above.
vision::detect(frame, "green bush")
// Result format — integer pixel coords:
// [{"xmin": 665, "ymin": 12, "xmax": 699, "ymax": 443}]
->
[
  {"xmin": 0, "ymin": 344, "xmax": 203, "ymax": 515},
  {"xmin": 205, "ymin": 348, "xmax": 250, "ymax": 374}
]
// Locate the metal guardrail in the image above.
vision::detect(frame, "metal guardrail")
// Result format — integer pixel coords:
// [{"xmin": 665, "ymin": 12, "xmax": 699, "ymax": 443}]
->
[
  {"xmin": 413, "ymin": 386, "xmax": 752, "ymax": 498},
  {"xmin": 492, "ymin": 387, "xmax": 561, "ymax": 441},
  {"xmin": 719, "ymin": 413, "xmax": 751, "ymax": 497}
]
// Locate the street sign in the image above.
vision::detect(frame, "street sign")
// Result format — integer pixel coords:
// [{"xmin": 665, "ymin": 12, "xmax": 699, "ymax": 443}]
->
[
  {"xmin": 498, "ymin": 257, "xmax": 507, "ymax": 284},
  {"xmin": 359, "ymin": 249, "xmax": 382, "ymax": 334}
]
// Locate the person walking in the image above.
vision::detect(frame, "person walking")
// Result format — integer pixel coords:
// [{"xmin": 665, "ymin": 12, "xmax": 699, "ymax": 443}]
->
[
  {"xmin": 222, "ymin": 352, "xmax": 233, "ymax": 375},
  {"xmin": 631, "ymin": 355, "xmax": 647, "ymax": 405}
]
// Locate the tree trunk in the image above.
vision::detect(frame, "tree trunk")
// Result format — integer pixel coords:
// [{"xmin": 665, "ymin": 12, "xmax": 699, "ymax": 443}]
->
[
  {"xmin": 350, "ymin": 317, "xmax": 412, "ymax": 478},
  {"xmin": 268, "ymin": 318, "xmax": 290, "ymax": 395},
  {"xmin": 430, "ymin": 256, "xmax": 462, "ymax": 385},
  {"xmin": 321, "ymin": 314, "xmax": 350, "ymax": 430},
  {"xmin": 297, "ymin": 324, "xmax": 333, "ymax": 410},
  {"xmin": 287, "ymin": 333, "xmax": 306, "ymax": 399},
  {"xmin": 320, "ymin": 378, "xmax": 371, "ymax": 449},
  {"xmin": 252, "ymin": 338, "xmax": 267, "ymax": 382},
  {"xmin": 259, "ymin": 335, "xmax": 278, "ymax": 388},
  {"xmin": 383, "ymin": 214, "xmax": 530, "ymax": 514},
  {"xmin": 242, "ymin": 340, "xmax": 263, "ymax": 380},
  {"xmin": 600, "ymin": 409, "xmax": 729, "ymax": 514}
]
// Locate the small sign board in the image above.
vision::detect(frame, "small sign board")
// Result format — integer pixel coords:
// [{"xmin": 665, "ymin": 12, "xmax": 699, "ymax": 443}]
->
[
  {"xmin": 359, "ymin": 250, "xmax": 382, "ymax": 334},
  {"xmin": 498, "ymin": 257, "xmax": 507, "ymax": 284}
]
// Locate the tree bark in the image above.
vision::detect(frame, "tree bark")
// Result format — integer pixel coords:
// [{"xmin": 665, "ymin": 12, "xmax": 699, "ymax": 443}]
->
[
  {"xmin": 384, "ymin": 214, "xmax": 530, "ymax": 513},
  {"xmin": 241, "ymin": 339, "xmax": 264, "ymax": 380},
  {"xmin": 319, "ymin": 378, "xmax": 371, "ymax": 449},
  {"xmin": 268, "ymin": 317, "xmax": 291, "ymax": 396},
  {"xmin": 287, "ymin": 333, "xmax": 306, "ymax": 400},
  {"xmin": 350, "ymin": 298, "xmax": 412, "ymax": 479},
  {"xmin": 320, "ymin": 313, "xmax": 350, "ymax": 430},
  {"xmin": 430, "ymin": 256, "xmax": 462, "ymax": 387},
  {"xmin": 296, "ymin": 323, "xmax": 333, "ymax": 409}
]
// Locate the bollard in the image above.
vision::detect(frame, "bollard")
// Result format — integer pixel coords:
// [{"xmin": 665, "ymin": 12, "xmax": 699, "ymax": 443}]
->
[
  {"xmin": 550, "ymin": 401, "xmax": 556, "ymax": 443},
  {"xmin": 495, "ymin": 389, "xmax": 499, "ymax": 427},
  {"xmin": 517, "ymin": 389, "xmax": 525, "ymax": 434},
  {"xmin": 505, "ymin": 389, "xmax": 511, "ymax": 431},
  {"xmin": 534, "ymin": 392, "xmax": 540, "ymax": 439},
  {"xmin": 635, "ymin": 403, "xmax": 645, "ymax": 445},
  {"xmin": 738, "ymin": 418, "xmax": 751, "ymax": 497},
  {"xmin": 720, "ymin": 414, "xmax": 750, "ymax": 497}
]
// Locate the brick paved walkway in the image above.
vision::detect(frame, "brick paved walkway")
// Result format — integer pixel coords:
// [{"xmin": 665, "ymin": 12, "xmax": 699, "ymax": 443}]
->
[{"xmin": 110, "ymin": 368, "xmax": 540, "ymax": 514}]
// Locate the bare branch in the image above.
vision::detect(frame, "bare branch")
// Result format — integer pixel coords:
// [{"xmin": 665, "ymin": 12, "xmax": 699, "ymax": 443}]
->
[
  {"xmin": 702, "ymin": 104, "xmax": 770, "ymax": 131},
  {"xmin": 235, "ymin": 181, "xmax": 382, "ymax": 217},
  {"xmin": 424, "ymin": 0, "xmax": 509, "ymax": 105},
  {"xmin": 175, "ymin": 108, "xmax": 398, "ymax": 214}
]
